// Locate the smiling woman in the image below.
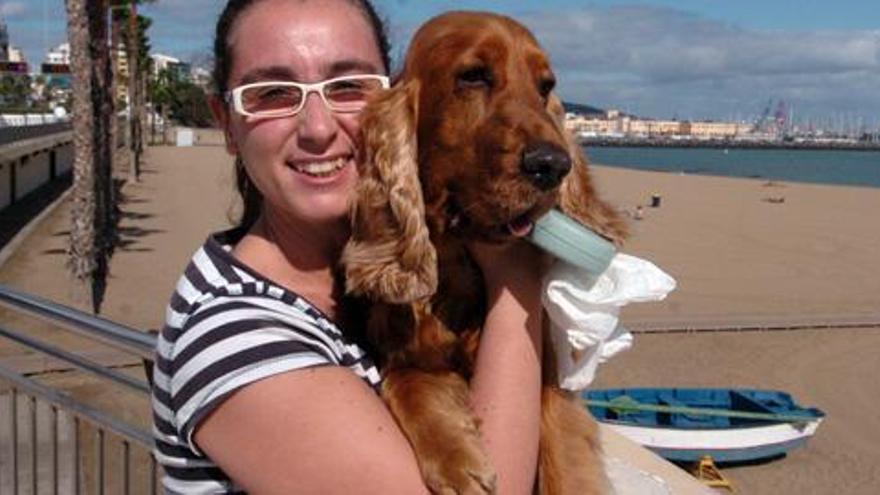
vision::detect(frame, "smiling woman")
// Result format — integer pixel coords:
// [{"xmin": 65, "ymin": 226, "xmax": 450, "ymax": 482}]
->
[
  {"xmin": 149, "ymin": 1, "xmax": 551, "ymax": 494},
  {"xmin": 213, "ymin": 0, "xmax": 390, "ymax": 237}
]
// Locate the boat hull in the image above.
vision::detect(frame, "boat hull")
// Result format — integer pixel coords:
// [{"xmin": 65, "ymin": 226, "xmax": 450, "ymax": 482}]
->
[
  {"xmin": 584, "ymin": 388, "xmax": 825, "ymax": 463},
  {"xmin": 603, "ymin": 419, "xmax": 823, "ymax": 463}
]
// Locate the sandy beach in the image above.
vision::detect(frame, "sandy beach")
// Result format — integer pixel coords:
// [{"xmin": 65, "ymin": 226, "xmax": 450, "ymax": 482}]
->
[
  {"xmin": 588, "ymin": 164, "xmax": 880, "ymax": 328},
  {"xmin": 1, "ymin": 142, "xmax": 878, "ymax": 493},
  {"xmin": 587, "ymin": 163, "xmax": 880, "ymax": 494}
]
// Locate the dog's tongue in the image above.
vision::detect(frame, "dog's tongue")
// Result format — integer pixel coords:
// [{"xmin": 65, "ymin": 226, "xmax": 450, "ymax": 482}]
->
[{"xmin": 507, "ymin": 216, "xmax": 534, "ymax": 238}]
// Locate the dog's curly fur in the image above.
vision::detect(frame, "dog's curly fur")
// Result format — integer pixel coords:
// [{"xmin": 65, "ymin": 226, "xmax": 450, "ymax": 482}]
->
[{"xmin": 342, "ymin": 11, "xmax": 627, "ymax": 494}]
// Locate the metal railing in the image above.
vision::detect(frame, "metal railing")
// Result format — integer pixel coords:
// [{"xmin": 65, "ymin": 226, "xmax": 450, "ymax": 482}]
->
[
  {"xmin": 0, "ymin": 284, "xmax": 159, "ymax": 494},
  {"xmin": 0, "ymin": 123, "xmax": 73, "ymax": 147}
]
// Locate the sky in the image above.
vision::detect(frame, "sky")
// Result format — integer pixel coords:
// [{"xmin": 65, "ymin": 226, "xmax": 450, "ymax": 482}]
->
[{"xmin": 1, "ymin": 0, "xmax": 879, "ymax": 126}]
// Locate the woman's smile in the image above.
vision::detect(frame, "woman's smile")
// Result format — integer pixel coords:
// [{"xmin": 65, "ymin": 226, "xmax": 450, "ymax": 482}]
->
[
  {"xmin": 286, "ymin": 156, "xmax": 350, "ymax": 178},
  {"xmin": 284, "ymin": 155, "xmax": 357, "ymax": 190}
]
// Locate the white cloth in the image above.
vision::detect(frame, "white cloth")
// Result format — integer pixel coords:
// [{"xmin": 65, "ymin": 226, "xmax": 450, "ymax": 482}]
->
[{"xmin": 542, "ymin": 253, "xmax": 676, "ymax": 391}]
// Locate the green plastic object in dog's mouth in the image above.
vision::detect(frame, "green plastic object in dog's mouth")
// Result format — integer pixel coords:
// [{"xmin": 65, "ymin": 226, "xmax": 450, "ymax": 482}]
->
[{"xmin": 528, "ymin": 209, "xmax": 617, "ymax": 276}]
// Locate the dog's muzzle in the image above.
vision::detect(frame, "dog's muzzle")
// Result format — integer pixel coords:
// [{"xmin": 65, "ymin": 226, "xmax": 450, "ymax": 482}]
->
[{"xmin": 521, "ymin": 142, "xmax": 572, "ymax": 190}]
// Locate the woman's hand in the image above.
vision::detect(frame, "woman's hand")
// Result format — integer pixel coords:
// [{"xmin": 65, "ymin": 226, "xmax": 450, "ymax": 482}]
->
[{"xmin": 467, "ymin": 239, "xmax": 547, "ymax": 299}]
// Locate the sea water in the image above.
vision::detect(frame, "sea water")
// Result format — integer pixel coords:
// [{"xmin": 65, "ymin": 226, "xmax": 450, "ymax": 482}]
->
[{"xmin": 584, "ymin": 146, "xmax": 880, "ymax": 188}]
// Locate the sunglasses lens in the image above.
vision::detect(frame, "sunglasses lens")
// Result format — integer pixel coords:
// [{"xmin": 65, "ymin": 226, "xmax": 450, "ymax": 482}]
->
[
  {"xmin": 324, "ymin": 77, "xmax": 386, "ymax": 112},
  {"xmin": 241, "ymin": 85, "xmax": 303, "ymax": 116}
]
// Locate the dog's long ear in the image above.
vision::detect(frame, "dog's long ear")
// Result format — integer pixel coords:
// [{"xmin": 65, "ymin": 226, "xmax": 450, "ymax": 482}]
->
[
  {"xmin": 342, "ymin": 80, "xmax": 438, "ymax": 303},
  {"xmin": 549, "ymin": 95, "xmax": 628, "ymax": 246}
]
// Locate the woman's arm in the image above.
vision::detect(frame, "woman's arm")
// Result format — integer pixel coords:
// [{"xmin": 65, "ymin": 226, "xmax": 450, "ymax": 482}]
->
[
  {"xmin": 195, "ymin": 367, "xmax": 431, "ymax": 495},
  {"xmin": 194, "ymin": 241, "xmax": 544, "ymax": 495},
  {"xmin": 468, "ymin": 241, "xmax": 546, "ymax": 494}
]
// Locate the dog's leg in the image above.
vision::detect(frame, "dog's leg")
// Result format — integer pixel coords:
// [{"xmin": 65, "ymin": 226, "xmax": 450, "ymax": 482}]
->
[
  {"xmin": 383, "ymin": 366, "xmax": 496, "ymax": 494},
  {"xmin": 537, "ymin": 387, "xmax": 609, "ymax": 495},
  {"xmin": 537, "ymin": 328, "xmax": 608, "ymax": 494},
  {"xmin": 538, "ymin": 388, "xmax": 609, "ymax": 495}
]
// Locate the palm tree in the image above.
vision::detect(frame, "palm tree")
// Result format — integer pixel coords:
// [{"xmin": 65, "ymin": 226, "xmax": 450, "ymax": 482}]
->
[
  {"xmin": 128, "ymin": 1, "xmax": 142, "ymax": 182},
  {"xmin": 112, "ymin": 0, "xmax": 155, "ymax": 182},
  {"xmin": 149, "ymin": 66, "xmax": 175, "ymax": 144},
  {"xmin": 65, "ymin": 0, "xmax": 114, "ymax": 313},
  {"xmin": 67, "ymin": 0, "xmax": 155, "ymax": 312},
  {"xmin": 0, "ymin": 74, "xmax": 32, "ymax": 110}
]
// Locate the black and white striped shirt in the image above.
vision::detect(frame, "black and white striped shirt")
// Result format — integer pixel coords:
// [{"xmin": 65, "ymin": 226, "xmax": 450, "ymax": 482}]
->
[{"xmin": 151, "ymin": 230, "xmax": 381, "ymax": 494}]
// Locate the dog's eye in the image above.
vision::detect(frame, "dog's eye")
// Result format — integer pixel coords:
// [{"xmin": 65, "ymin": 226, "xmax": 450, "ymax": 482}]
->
[
  {"xmin": 457, "ymin": 66, "xmax": 493, "ymax": 89},
  {"xmin": 539, "ymin": 78, "xmax": 556, "ymax": 99}
]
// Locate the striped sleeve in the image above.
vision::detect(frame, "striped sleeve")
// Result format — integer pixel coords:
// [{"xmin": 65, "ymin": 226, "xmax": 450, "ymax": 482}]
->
[{"xmin": 167, "ymin": 294, "xmax": 340, "ymax": 455}]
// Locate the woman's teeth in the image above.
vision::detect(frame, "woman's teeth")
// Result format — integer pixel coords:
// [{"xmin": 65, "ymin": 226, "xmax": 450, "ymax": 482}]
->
[{"xmin": 290, "ymin": 158, "xmax": 347, "ymax": 177}]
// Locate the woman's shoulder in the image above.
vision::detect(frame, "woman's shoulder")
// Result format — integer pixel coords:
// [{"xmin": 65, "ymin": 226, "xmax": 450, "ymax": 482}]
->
[
  {"xmin": 163, "ymin": 232, "xmax": 332, "ymax": 340},
  {"xmin": 152, "ymin": 230, "xmax": 381, "ymax": 432},
  {"xmin": 159, "ymin": 229, "xmax": 379, "ymax": 375},
  {"xmin": 167, "ymin": 229, "xmax": 292, "ymax": 318}
]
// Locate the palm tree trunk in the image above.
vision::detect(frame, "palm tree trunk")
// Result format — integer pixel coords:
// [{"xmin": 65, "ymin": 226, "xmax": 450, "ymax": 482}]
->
[
  {"xmin": 65, "ymin": 0, "xmax": 113, "ymax": 314},
  {"xmin": 65, "ymin": 0, "xmax": 95, "ymax": 286},
  {"xmin": 109, "ymin": 5, "xmax": 122, "ymax": 165},
  {"xmin": 127, "ymin": 1, "xmax": 142, "ymax": 182},
  {"xmin": 97, "ymin": 2, "xmax": 117, "ymax": 280}
]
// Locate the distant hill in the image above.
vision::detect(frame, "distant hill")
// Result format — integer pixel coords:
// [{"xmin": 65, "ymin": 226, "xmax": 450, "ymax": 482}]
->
[{"xmin": 562, "ymin": 101, "xmax": 605, "ymax": 116}]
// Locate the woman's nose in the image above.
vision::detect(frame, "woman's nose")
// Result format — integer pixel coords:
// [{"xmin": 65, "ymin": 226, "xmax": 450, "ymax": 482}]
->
[{"xmin": 296, "ymin": 92, "xmax": 339, "ymax": 149}]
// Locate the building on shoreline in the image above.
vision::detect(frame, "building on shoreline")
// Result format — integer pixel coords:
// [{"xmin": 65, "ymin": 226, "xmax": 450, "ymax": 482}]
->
[
  {"xmin": 0, "ymin": 18, "xmax": 7, "ymax": 60},
  {"xmin": 0, "ymin": 17, "xmax": 28, "ymax": 76},
  {"xmin": 681, "ymin": 121, "xmax": 755, "ymax": 139},
  {"xmin": 566, "ymin": 108, "xmax": 754, "ymax": 141},
  {"xmin": 151, "ymin": 53, "xmax": 192, "ymax": 81}
]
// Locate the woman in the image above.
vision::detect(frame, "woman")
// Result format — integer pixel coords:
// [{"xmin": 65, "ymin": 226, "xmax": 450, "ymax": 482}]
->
[{"xmin": 152, "ymin": 1, "xmax": 545, "ymax": 493}]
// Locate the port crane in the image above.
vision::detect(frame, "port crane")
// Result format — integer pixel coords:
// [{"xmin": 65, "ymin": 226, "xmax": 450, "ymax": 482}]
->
[{"xmin": 753, "ymin": 99, "xmax": 787, "ymax": 135}]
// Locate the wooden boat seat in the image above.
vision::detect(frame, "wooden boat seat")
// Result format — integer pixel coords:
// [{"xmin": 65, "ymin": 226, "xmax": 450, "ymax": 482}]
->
[
  {"xmin": 730, "ymin": 390, "xmax": 777, "ymax": 415},
  {"xmin": 658, "ymin": 393, "xmax": 731, "ymax": 428}
]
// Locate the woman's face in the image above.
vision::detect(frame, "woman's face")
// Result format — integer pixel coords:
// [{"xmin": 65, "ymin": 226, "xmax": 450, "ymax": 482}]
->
[{"xmin": 219, "ymin": 0, "xmax": 385, "ymax": 228}]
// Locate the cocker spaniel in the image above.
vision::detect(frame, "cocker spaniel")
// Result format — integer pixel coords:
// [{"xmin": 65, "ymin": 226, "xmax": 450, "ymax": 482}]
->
[{"xmin": 342, "ymin": 11, "xmax": 627, "ymax": 495}]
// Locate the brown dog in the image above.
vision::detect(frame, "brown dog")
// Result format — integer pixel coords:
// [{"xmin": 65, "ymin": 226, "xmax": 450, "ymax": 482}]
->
[{"xmin": 342, "ymin": 11, "xmax": 627, "ymax": 494}]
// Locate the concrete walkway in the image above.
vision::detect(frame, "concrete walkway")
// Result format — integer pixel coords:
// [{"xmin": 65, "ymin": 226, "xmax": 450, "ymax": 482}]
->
[
  {"xmin": 0, "ymin": 140, "xmax": 235, "ymax": 492},
  {"xmin": 0, "ymin": 138, "xmax": 709, "ymax": 493},
  {"xmin": 0, "ymin": 143, "xmax": 235, "ymax": 333}
]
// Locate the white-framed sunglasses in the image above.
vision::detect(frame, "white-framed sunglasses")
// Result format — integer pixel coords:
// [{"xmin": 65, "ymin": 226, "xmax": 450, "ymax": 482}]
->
[{"xmin": 225, "ymin": 74, "xmax": 390, "ymax": 118}]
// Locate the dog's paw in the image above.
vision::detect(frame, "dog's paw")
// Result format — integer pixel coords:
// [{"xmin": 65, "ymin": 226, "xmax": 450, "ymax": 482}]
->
[
  {"xmin": 411, "ymin": 409, "xmax": 497, "ymax": 494},
  {"xmin": 422, "ymin": 449, "xmax": 497, "ymax": 495},
  {"xmin": 413, "ymin": 411, "xmax": 496, "ymax": 494},
  {"xmin": 381, "ymin": 370, "xmax": 497, "ymax": 494}
]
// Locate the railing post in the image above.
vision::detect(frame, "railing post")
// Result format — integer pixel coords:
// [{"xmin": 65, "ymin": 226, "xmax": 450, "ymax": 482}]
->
[
  {"xmin": 121, "ymin": 440, "xmax": 130, "ymax": 495},
  {"xmin": 96, "ymin": 429, "xmax": 105, "ymax": 495},
  {"xmin": 30, "ymin": 396, "xmax": 38, "ymax": 495},
  {"xmin": 51, "ymin": 405, "xmax": 59, "ymax": 495},
  {"xmin": 74, "ymin": 417, "xmax": 81, "ymax": 495},
  {"xmin": 150, "ymin": 454, "xmax": 158, "ymax": 495},
  {"xmin": 12, "ymin": 389, "xmax": 19, "ymax": 495}
]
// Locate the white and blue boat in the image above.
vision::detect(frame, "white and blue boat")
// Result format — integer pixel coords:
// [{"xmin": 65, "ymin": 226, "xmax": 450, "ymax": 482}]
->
[{"xmin": 584, "ymin": 388, "xmax": 825, "ymax": 463}]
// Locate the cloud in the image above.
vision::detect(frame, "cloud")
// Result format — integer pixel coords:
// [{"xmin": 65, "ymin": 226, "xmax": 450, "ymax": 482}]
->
[
  {"xmin": 525, "ymin": 6, "xmax": 880, "ymax": 80},
  {"xmin": 0, "ymin": 2, "xmax": 27, "ymax": 18},
  {"xmin": 518, "ymin": 6, "xmax": 880, "ymax": 120},
  {"xmin": 4, "ymin": 1, "xmax": 876, "ymax": 123}
]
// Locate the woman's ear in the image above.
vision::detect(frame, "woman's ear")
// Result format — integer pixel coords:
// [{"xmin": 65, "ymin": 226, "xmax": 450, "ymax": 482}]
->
[
  {"xmin": 208, "ymin": 93, "xmax": 238, "ymax": 155},
  {"xmin": 342, "ymin": 79, "xmax": 438, "ymax": 304}
]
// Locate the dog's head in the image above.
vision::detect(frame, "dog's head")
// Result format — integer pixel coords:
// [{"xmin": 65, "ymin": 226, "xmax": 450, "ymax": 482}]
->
[
  {"xmin": 343, "ymin": 11, "xmax": 626, "ymax": 303},
  {"xmin": 405, "ymin": 12, "xmax": 571, "ymax": 241}
]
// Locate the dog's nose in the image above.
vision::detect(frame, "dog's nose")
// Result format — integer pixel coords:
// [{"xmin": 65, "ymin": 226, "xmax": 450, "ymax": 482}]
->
[{"xmin": 521, "ymin": 143, "xmax": 572, "ymax": 190}]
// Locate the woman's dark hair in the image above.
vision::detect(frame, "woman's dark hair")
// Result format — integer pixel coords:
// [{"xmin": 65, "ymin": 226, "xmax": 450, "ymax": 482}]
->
[{"xmin": 214, "ymin": 0, "xmax": 392, "ymax": 231}]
